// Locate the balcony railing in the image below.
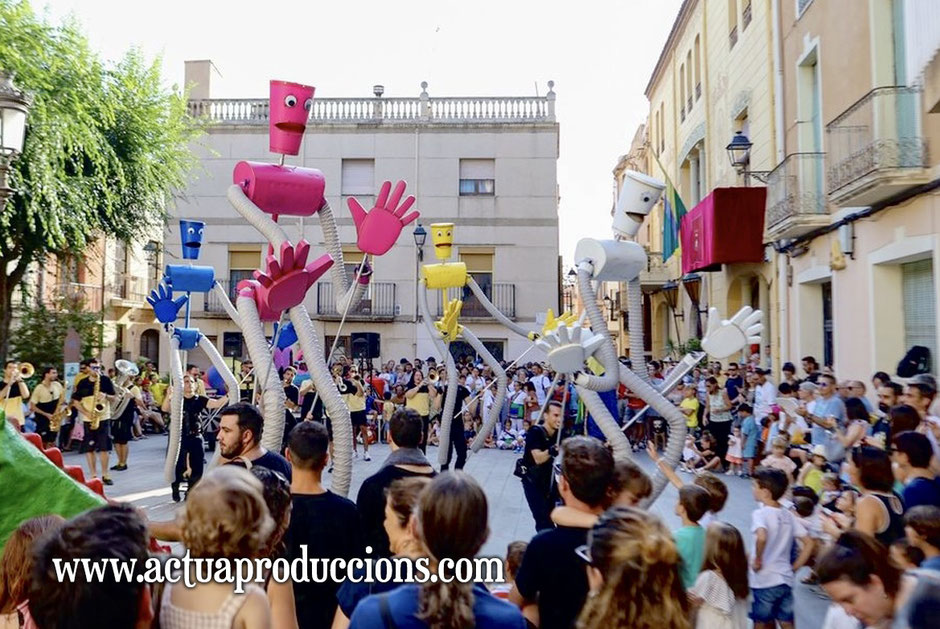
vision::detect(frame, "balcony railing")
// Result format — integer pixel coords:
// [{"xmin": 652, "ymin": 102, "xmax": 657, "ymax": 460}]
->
[
  {"xmin": 203, "ymin": 279, "xmax": 232, "ymax": 314},
  {"xmin": 51, "ymin": 283, "xmax": 103, "ymax": 312},
  {"xmin": 316, "ymin": 282, "xmax": 396, "ymax": 319},
  {"xmin": 765, "ymin": 152, "xmax": 828, "ymax": 239},
  {"xmin": 638, "ymin": 252, "xmax": 670, "ymax": 288},
  {"xmin": 108, "ymin": 275, "xmax": 152, "ymax": 304},
  {"xmin": 826, "ymin": 86, "xmax": 928, "ymax": 206},
  {"xmin": 188, "ymin": 92, "xmax": 555, "ymax": 126},
  {"xmin": 435, "ymin": 283, "xmax": 516, "ymax": 319}
]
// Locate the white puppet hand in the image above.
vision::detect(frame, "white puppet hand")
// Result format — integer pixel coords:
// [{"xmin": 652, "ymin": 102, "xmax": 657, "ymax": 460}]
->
[
  {"xmin": 536, "ymin": 324, "xmax": 607, "ymax": 374},
  {"xmin": 701, "ymin": 306, "xmax": 763, "ymax": 359}
]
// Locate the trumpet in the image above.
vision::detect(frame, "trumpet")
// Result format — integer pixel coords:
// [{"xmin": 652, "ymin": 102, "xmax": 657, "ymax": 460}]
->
[{"xmin": 19, "ymin": 362, "xmax": 34, "ymax": 379}]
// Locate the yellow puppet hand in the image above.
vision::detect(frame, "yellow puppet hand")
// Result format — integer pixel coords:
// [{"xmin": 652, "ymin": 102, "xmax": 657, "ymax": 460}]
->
[
  {"xmin": 435, "ymin": 299, "xmax": 463, "ymax": 342},
  {"xmin": 528, "ymin": 308, "xmax": 578, "ymax": 341},
  {"xmin": 422, "ymin": 262, "xmax": 468, "ymax": 290}
]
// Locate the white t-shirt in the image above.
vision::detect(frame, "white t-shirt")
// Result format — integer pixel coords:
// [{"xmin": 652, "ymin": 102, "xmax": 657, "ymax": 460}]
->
[
  {"xmin": 531, "ymin": 373, "xmax": 551, "ymax": 405},
  {"xmin": 749, "ymin": 504, "xmax": 807, "ymax": 589},
  {"xmin": 482, "ymin": 388, "xmax": 495, "ymax": 419},
  {"xmin": 754, "ymin": 381, "xmax": 777, "ymax": 419}
]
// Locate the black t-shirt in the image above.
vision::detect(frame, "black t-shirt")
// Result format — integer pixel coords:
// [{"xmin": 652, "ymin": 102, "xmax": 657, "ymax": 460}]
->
[
  {"xmin": 444, "ymin": 384, "xmax": 471, "ymax": 420},
  {"xmin": 356, "ymin": 465, "xmax": 437, "ymax": 557},
  {"xmin": 179, "ymin": 395, "xmax": 208, "ymax": 436},
  {"xmin": 514, "ymin": 526, "xmax": 589, "ymax": 629},
  {"xmin": 73, "ymin": 375, "xmax": 116, "ymax": 400},
  {"xmin": 522, "ymin": 425, "xmax": 553, "ymax": 487},
  {"xmin": 286, "ymin": 491, "xmax": 363, "ymax": 629},
  {"xmin": 251, "ymin": 451, "xmax": 292, "ymax": 482},
  {"xmin": 301, "ymin": 391, "xmax": 324, "ymax": 422}
]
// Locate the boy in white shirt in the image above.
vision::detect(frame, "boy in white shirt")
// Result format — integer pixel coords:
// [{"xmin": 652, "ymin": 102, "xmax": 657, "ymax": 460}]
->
[{"xmin": 749, "ymin": 467, "xmax": 815, "ymax": 629}]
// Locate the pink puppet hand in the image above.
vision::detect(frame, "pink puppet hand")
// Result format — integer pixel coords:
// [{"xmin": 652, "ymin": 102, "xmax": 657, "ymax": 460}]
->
[
  {"xmin": 348, "ymin": 180, "xmax": 419, "ymax": 256},
  {"xmin": 241, "ymin": 240, "xmax": 333, "ymax": 320},
  {"xmin": 237, "ymin": 279, "xmax": 280, "ymax": 322}
]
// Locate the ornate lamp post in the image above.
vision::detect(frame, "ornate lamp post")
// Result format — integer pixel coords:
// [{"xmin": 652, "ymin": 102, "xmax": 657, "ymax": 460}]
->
[
  {"xmin": 0, "ymin": 73, "xmax": 32, "ymax": 211},
  {"xmin": 412, "ymin": 224, "xmax": 427, "ymax": 357},
  {"xmin": 661, "ymin": 280, "xmax": 683, "ymax": 343},
  {"xmin": 726, "ymin": 130, "xmax": 770, "ymax": 186}
]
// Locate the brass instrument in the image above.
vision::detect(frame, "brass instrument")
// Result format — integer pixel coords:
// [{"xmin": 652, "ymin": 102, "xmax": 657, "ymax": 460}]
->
[
  {"xmin": 50, "ymin": 384, "xmax": 69, "ymax": 432},
  {"xmin": 429, "ymin": 371, "xmax": 439, "ymax": 383},
  {"xmin": 19, "ymin": 362, "xmax": 34, "ymax": 379},
  {"xmin": 110, "ymin": 360, "xmax": 139, "ymax": 418},
  {"xmin": 82, "ymin": 372, "xmax": 107, "ymax": 430}
]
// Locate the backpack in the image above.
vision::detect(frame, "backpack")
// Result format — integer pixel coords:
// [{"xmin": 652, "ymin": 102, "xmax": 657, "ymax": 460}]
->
[{"xmin": 897, "ymin": 346, "xmax": 931, "ymax": 378}]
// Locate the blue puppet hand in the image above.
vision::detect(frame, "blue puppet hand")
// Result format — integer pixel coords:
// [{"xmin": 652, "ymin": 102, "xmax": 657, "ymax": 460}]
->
[
  {"xmin": 170, "ymin": 326, "xmax": 202, "ymax": 351},
  {"xmin": 147, "ymin": 282, "xmax": 188, "ymax": 324},
  {"xmin": 273, "ymin": 322, "xmax": 298, "ymax": 350}
]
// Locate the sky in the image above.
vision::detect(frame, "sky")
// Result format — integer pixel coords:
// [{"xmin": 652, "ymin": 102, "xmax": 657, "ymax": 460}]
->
[{"xmin": 37, "ymin": 0, "xmax": 683, "ymax": 265}]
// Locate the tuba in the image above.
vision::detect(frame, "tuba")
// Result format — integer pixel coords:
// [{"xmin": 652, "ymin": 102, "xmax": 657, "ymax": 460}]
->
[{"xmin": 110, "ymin": 360, "xmax": 140, "ymax": 419}]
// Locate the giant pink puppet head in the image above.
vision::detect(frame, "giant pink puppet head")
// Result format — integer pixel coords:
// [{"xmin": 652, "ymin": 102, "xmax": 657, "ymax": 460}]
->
[{"xmin": 269, "ymin": 80, "xmax": 314, "ymax": 156}]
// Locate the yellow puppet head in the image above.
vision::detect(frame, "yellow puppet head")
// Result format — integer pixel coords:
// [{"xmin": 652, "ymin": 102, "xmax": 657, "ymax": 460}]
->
[{"xmin": 431, "ymin": 223, "xmax": 454, "ymax": 260}]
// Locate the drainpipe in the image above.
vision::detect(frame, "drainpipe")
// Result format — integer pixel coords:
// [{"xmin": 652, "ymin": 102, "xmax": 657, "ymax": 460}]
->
[{"xmin": 772, "ymin": 0, "xmax": 787, "ymax": 374}]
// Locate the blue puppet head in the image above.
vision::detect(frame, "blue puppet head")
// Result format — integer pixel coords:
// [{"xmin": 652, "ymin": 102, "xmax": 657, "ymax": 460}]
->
[{"xmin": 180, "ymin": 220, "xmax": 206, "ymax": 260}]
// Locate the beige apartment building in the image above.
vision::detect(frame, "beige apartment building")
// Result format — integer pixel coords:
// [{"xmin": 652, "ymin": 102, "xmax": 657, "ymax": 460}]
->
[
  {"xmin": 619, "ymin": 0, "xmax": 778, "ymax": 365},
  {"xmin": 769, "ymin": 0, "xmax": 940, "ymax": 377},
  {"xmin": 621, "ymin": 0, "xmax": 940, "ymax": 381},
  {"xmin": 162, "ymin": 61, "xmax": 560, "ymax": 371}
]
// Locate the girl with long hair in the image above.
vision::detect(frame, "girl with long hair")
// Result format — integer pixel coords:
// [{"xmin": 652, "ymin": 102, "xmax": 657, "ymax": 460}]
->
[
  {"xmin": 688, "ymin": 522, "xmax": 749, "ymax": 629},
  {"xmin": 349, "ymin": 472, "xmax": 525, "ymax": 628},
  {"xmin": 0, "ymin": 515, "xmax": 64, "ymax": 629},
  {"xmin": 577, "ymin": 507, "xmax": 690, "ymax": 629}
]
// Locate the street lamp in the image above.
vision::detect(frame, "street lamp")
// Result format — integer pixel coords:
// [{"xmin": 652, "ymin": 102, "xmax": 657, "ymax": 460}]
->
[
  {"xmin": 413, "ymin": 223, "xmax": 427, "ymax": 260},
  {"xmin": 661, "ymin": 280, "xmax": 683, "ymax": 343},
  {"xmin": 682, "ymin": 272, "xmax": 706, "ymax": 338},
  {"xmin": 412, "ymin": 223, "xmax": 427, "ymax": 360},
  {"xmin": 725, "ymin": 130, "xmax": 770, "ymax": 186},
  {"xmin": 0, "ymin": 73, "xmax": 31, "ymax": 211}
]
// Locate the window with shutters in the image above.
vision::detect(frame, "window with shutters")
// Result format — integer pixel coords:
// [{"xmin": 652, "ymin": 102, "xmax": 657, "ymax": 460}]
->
[
  {"xmin": 341, "ymin": 159, "xmax": 375, "ymax": 201},
  {"xmin": 459, "ymin": 159, "xmax": 495, "ymax": 196},
  {"xmin": 229, "ymin": 248, "xmax": 262, "ymax": 300},
  {"xmin": 459, "ymin": 249, "xmax": 493, "ymax": 316},
  {"xmin": 902, "ymin": 259, "xmax": 937, "ymax": 373}
]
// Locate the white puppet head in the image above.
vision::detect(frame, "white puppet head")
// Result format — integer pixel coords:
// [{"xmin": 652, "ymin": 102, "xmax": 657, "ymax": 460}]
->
[{"xmin": 613, "ymin": 170, "xmax": 666, "ymax": 240}]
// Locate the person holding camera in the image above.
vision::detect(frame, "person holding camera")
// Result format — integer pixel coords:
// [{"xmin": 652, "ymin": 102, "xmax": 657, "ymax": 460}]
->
[
  {"xmin": 517, "ymin": 401, "xmax": 563, "ymax": 532},
  {"xmin": 337, "ymin": 365, "xmax": 371, "ymax": 461}
]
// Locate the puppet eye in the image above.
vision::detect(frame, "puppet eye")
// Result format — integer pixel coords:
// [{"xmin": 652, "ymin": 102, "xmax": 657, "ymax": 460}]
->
[
  {"xmin": 284, "ymin": 95, "xmax": 297, "ymax": 107},
  {"xmin": 303, "ymin": 98, "xmax": 313, "ymax": 111}
]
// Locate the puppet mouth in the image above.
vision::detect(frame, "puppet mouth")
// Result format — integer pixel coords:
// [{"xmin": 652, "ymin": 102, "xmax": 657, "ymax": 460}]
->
[
  {"xmin": 435, "ymin": 243, "xmax": 450, "ymax": 248},
  {"xmin": 184, "ymin": 241, "xmax": 201, "ymax": 249},
  {"xmin": 275, "ymin": 122, "xmax": 306, "ymax": 133}
]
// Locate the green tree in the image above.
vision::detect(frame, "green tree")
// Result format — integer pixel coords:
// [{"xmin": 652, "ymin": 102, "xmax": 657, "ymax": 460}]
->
[
  {"xmin": 0, "ymin": 0, "xmax": 202, "ymax": 362},
  {"xmin": 10, "ymin": 296, "xmax": 102, "ymax": 372}
]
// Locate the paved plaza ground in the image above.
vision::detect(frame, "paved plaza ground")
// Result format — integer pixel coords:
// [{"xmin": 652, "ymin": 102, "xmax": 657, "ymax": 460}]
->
[{"xmin": 59, "ymin": 433, "xmax": 832, "ymax": 628}]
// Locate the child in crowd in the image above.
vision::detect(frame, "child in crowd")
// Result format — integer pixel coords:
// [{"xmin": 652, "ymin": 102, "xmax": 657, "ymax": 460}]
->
[
  {"xmin": 819, "ymin": 473, "xmax": 842, "ymax": 511},
  {"xmin": 696, "ymin": 471, "xmax": 730, "ymax": 529},
  {"xmin": 760, "ymin": 437, "xmax": 797, "ymax": 481},
  {"xmin": 496, "ymin": 419, "xmax": 517, "ymax": 450},
  {"xmin": 427, "ymin": 419, "xmax": 440, "ymax": 447},
  {"xmin": 739, "ymin": 404, "xmax": 760, "ymax": 478},
  {"xmin": 749, "ymin": 467, "xmax": 814, "ymax": 629},
  {"xmin": 673, "ymin": 485, "xmax": 712, "ymax": 589},
  {"xmin": 889, "ymin": 538, "xmax": 925, "ymax": 571},
  {"xmin": 688, "ymin": 522, "xmax": 750, "ymax": 629},
  {"xmin": 682, "ymin": 435, "xmax": 699, "ymax": 472},
  {"xmin": 694, "ymin": 432, "xmax": 723, "ymax": 471},
  {"xmin": 490, "ymin": 541, "xmax": 527, "ymax": 600},
  {"xmin": 796, "ymin": 445, "xmax": 828, "ymax": 495},
  {"xmin": 679, "ymin": 384, "xmax": 701, "ymax": 436},
  {"xmin": 551, "ymin": 460, "xmax": 655, "ymax": 528},
  {"xmin": 904, "ymin": 505, "xmax": 940, "ymax": 571},
  {"xmin": 726, "ymin": 426, "xmax": 744, "ymax": 476}
]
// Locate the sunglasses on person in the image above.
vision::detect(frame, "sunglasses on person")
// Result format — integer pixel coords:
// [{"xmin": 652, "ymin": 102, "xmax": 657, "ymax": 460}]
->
[{"xmin": 575, "ymin": 544, "xmax": 593, "ymax": 565}]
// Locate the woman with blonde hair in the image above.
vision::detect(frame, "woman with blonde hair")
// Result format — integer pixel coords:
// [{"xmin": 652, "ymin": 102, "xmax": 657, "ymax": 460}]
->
[
  {"xmin": 158, "ymin": 466, "xmax": 274, "ymax": 629},
  {"xmin": 349, "ymin": 472, "xmax": 525, "ymax": 628},
  {"xmin": 0, "ymin": 515, "xmax": 64, "ymax": 629},
  {"xmin": 577, "ymin": 507, "xmax": 690, "ymax": 629}
]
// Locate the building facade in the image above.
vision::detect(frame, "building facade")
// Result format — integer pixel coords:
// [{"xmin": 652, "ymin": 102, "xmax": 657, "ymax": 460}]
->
[
  {"xmin": 769, "ymin": 0, "xmax": 940, "ymax": 377},
  {"xmin": 165, "ymin": 61, "xmax": 560, "ymax": 371},
  {"xmin": 625, "ymin": 0, "xmax": 940, "ymax": 381}
]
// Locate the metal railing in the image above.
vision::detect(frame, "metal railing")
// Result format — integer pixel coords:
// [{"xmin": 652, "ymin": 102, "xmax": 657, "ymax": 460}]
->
[
  {"xmin": 108, "ymin": 275, "xmax": 151, "ymax": 303},
  {"xmin": 51, "ymin": 283, "xmax": 103, "ymax": 312},
  {"xmin": 316, "ymin": 282, "xmax": 396, "ymax": 318},
  {"xmin": 639, "ymin": 252, "xmax": 670, "ymax": 286},
  {"xmin": 189, "ymin": 92, "xmax": 556, "ymax": 126},
  {"xmin": 435, "ymin": 283, "xmax": 516, "ymax": 319},
  {"xmin": 765, "ymin": 152, "xmax": 827, "ymax": 230},
  {"xmin": 203, "ymin": 279, "xmax": 231, "ymax": 314},
  {"xmin": 826, "ymin": 86, "xmax": 927, "ymax": 196}
]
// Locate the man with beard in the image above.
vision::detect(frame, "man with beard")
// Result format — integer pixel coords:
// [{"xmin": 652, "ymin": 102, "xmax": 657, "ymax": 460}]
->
[{"xmin": 218, "ymin": 401, "xmax": 292, "ymax": 481}]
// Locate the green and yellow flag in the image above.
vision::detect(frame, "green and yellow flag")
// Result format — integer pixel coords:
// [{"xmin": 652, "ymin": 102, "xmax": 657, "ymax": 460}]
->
[{"xmin": 652, "ymin": 152, "xmax": 688, "ymax": 263}]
